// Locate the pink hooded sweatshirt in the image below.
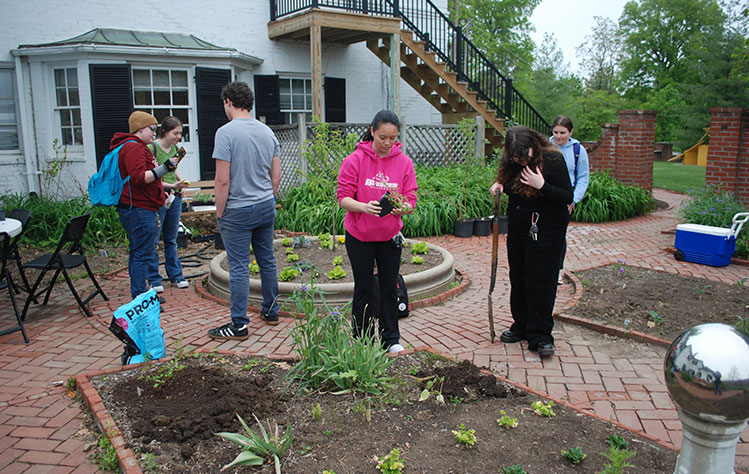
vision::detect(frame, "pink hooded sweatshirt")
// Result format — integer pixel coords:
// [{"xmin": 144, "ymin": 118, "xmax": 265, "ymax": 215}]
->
[{"xmin": 337, "ymin": 141, "xmax": 418, "ymax": 242}]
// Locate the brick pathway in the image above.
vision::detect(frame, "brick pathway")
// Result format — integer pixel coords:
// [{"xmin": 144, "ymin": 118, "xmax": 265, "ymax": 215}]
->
[{"xmin": 1, "ymin": 189, "xmax": 747, "ymax": 472}]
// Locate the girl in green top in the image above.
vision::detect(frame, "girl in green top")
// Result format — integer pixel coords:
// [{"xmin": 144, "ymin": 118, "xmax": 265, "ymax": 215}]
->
[{"xmin": 147, "ymin": 116, "xmax": 190, "ymax": 291}]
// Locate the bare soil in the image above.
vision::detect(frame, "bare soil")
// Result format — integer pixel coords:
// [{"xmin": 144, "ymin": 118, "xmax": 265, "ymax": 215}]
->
[
  {"xmin": 91, "ymin": 352, "xmax": 677, "ymax": 473},
  {"xmin": 569, "ymin": 264, "xmax": 749, "ymax": 342}
]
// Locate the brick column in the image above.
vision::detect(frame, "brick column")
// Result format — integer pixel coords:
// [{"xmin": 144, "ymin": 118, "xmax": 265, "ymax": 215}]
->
[
  {"xmin": 706, "ymin": 108, "xmax": 749, "ymax": 206},
  {"xmin": 587, "ymin": 123, "xmax": 619, "ymax": 175},
  {"xmin": 615, "ymin": 110, "xmax": 657, "ymax": 190}
]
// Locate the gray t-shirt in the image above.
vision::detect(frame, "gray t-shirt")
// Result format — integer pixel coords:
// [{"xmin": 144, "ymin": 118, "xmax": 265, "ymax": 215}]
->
[{"xmin": 212, "ymin": 118, "xmax": 280, "ymax": 209}]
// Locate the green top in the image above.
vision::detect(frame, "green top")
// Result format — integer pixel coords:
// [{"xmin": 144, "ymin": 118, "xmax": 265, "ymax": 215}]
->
[{"xmin": 147, "ymin": 142, "xmax": 178, "ymax": 184}]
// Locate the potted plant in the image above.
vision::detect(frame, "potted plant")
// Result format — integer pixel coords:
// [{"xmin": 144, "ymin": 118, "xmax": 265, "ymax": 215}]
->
[
  {"xmin": 192, "ymin": 192, "xmax": 215, "ymax": 207},
  {"xmin": 454, "ymin": 118, "xmax": 480, "ymax": 238}
]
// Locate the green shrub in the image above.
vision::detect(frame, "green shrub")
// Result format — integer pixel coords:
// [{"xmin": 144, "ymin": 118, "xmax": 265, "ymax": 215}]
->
[
  {"xmin": 0, "ymin": 193, "xmax": 126, "ymax": 250},
  {"xmin": 573, "ymin": 171, "xmax": 654, "ymax": 223},
  {"xmin": 678, "ymin": 186, "xmax": 747, "ymax": 258}
]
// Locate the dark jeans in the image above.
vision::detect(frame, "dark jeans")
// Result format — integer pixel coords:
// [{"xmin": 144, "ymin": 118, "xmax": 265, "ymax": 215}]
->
[
  {"xmin": 118, "ymin": 207, "xmax": 160, "ymax": 299},
  {"xmin": 217, "ymin": 199, "xmax": 278, "ymax": 326},
  {"xmin": 345, "ymin": 231, "xmax": 402, "ymax": 348},
  {"xmin": 506, "ymin": 226, "xmax": 565, "ymax": 349},
  {"xmin": 149, "ymin": 194, "xmax": 184, "ymax": 285}
]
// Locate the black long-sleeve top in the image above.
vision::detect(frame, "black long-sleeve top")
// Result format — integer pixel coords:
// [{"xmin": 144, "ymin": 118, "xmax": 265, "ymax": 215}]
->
[{"xmin": 502, "ymin": 151, "xmax": 573, "ymax": 238}]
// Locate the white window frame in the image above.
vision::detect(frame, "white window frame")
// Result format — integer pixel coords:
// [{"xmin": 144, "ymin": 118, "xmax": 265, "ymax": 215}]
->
[
  {"xmin": 0, "ymin": 65, "xmax": 19, "ymax": 152},
  {"xmin": 279, "ymin": 77, "xmax": 312, "ymax": 125},
  {"xmin": 132, "ymin": 67, "xmax": 192, "ymax": 142},
  {"xmin": 52, "ymin": 66, "xmax": 83, "ymax": 147}
]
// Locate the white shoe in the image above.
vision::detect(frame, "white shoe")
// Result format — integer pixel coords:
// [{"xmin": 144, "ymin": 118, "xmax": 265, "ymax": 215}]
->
[
  {"xmin": 557, "ymin": 274, "xmax": 564, "ymax": 285},
  {"xmin": 172, "ymin": 280, "xmax": 189, "ymax": 289},
  {"xmin": 152, "ymin": 285, "xmax": 164, "ymax": 293},
  {"xmin": 389, "ymin": 343, "xmax": 405, "ymax": 353}
]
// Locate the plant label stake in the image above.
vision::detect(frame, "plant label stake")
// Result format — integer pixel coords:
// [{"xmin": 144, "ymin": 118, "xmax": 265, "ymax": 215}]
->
[{"xmin": 487, "ymin": 194, "xmax": 500, "ymax": 342}]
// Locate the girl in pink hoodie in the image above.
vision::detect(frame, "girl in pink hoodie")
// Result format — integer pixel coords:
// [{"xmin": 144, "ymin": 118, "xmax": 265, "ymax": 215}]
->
[{"xmin": 337, "ymin": 110, "xmax": 417, "ymax": 353}]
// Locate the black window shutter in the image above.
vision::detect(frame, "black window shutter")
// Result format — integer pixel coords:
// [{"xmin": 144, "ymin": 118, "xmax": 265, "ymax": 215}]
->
[
  {"xmin": 195, "ymin": 67, "xmax": 231, "ymax": 180},
  {"xmin": 254, "ymin": 75, "xmax": 281, "ymax": 125},
  {"xmin": 324, "ymin": 77, "xmax": 346, "ymax": 123},
  {"xmin": 90, "ymin": 64, "xmax": 133, "ymax": 167}
]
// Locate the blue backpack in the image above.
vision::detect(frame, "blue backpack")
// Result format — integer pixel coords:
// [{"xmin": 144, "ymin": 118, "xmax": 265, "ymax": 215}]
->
[{"xmin": 88, "ymin": 140, "xmax": 136, "ymax": 206}]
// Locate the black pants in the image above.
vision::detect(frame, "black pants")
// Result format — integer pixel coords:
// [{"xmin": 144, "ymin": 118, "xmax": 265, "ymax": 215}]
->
[
  {"xmin": 345, "ymin": 231, "xmax": 402, "ymax": 347},
  {"xmin": 506, "ymin": 226, "xmax": 565, "ymax": 349}
]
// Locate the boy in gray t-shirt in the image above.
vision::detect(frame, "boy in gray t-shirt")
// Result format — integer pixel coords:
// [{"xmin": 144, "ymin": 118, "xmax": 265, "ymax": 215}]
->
[{"xmin": 209, "ymin": 82, "xmax": 282, "ymax": 341}]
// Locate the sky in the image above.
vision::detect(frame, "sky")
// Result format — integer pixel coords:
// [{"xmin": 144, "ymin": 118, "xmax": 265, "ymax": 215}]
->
[{"xmin": 529, "ymin": 0, "xmax": 630, "ymax": 75}]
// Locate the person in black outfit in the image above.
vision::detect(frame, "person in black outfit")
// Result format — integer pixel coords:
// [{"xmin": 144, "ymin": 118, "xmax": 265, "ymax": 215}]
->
[{"xmin": 490, "ymin": 126, "xmax": 573, "ymax": 357}]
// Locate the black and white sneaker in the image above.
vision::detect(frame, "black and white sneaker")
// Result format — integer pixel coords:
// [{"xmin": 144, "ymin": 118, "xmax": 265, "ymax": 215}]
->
[{"xmin": 208, "ymin": 322, "xmax": 249, "ymax": 341}]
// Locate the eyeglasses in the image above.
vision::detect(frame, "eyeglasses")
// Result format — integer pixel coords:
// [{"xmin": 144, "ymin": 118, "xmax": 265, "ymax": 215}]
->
[{"xmin": 148, "ymin": 126, "xmax": 157, "ymax": 133}]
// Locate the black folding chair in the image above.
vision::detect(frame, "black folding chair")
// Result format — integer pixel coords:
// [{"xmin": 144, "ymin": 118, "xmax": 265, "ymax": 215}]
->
[
  {"xmin": 0, "ymin": 232, "xmax": 29, "ymax": 343},
  {"xmin": 7, "ymin": 209, "xmax": 37, "ymax": 303},
  {"xmin": 20, "ymin": 214, "xmax": 108, "ymax": 320}
]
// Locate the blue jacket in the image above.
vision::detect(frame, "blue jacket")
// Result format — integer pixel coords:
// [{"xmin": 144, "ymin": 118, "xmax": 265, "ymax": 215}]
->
[{"xmin": 550, "ymin": 136, "xmax": 589, "ymax": 205}]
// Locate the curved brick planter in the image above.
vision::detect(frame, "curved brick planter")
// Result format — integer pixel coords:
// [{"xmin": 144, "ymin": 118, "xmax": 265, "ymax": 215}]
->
[{"xmin": 205, "ymin": 238, "xmax": 456, "ymax": 310}]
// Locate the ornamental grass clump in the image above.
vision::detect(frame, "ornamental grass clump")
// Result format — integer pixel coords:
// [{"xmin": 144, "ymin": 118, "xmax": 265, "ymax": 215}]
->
[
  {"xmin": 284, "ymin": 284, "xmax": 393, "ymax": 395},
  {"xmin": 214, "ymin": 414, "xmax": 293, "ymax": 473},
  {"xmin": 573, "ymin": 171, "xmax": 653, "ymax": 223}
]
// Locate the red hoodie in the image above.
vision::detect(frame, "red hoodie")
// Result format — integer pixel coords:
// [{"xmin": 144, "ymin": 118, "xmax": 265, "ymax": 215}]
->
[
  {"xmin": 337, "ymin": 141, "xmax": 418, "ymax": 242},
  {"xmin": 111, "ymin": 132, "xmax": 165, "ymax": 211}
]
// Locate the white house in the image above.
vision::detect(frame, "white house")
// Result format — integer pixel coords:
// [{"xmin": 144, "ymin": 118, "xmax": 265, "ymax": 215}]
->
[{"xmin": 0, "ymin": 0, "xmax": 451, "ymax": 196}]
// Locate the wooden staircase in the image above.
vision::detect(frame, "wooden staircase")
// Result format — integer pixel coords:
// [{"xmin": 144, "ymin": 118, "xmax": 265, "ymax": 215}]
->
[{"xmin": 367, "ymin": 30, "xmax": 505, "ymax": 156}]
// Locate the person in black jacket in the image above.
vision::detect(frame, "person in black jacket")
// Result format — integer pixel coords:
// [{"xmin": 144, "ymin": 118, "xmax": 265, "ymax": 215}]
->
[{"xmin": 490, "ymin": 126, "xmax": 572, "ymax": 357}]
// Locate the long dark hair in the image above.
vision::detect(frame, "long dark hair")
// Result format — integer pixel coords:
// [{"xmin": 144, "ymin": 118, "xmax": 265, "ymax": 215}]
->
[
  {"xmin": 360, "ymin": 110, "xmax": 401, "ymax": 141},
  {"xmin": 552, "ymin": 115, "xmax": 574, "ymax": 133},
  {"xmin": 157, "ymin": 116, "xmax": 183, "ymax": 138},
  {"xmin": 497, "ymin": 126, "xmax": 558, "ymax": 198}
]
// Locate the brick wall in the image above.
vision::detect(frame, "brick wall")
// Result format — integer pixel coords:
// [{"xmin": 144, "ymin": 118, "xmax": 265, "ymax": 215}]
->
[{"xmin": 705, "ymin": 107, "xmax": 749, "ymax": 206}]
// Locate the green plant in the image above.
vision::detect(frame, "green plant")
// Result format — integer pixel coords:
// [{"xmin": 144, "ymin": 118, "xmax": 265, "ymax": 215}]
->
[
  {"xmin": 284, "ymin": 285, "xmax": 392, "ymax": 395},
  {"xmin": 242, "ymin": 359, "xmax": 262, "ymax": 371},
  {"xmin": 648, "ymin": 310, "xmax": 664, "ymax": 326},
  {"xmin": 323, "ymin": 470, "xmax": 336, "ymax": 474},
  {"xmin": 285, "ymin": 247, "xmax": 294, "ymax": 255},
  {"xmin": 137, "ymin": 339, "xmax": 195, "ymax": 388},
  {"xmin": 531, "ymin": 400, "xmax": 555, "ymax": 417},
  {"xmin": 327, "ymin": 266, "xmax": 346, "ymax": 280},
  {"xmin": 573, "ymin": 171, "xmax": 654, "ymax": 223},
  {"xmin": 692, "ymin": 284, "xmax": 711, "ymax": 300},
  {"xmin": 411, "ymin": 256, "xmax": 424, "ymax": 264},
  {"xmin": 448, "ymin": 395, "xmax": 464, "ymax": 405},
  {"xmin": 455, "ymin": 118, "xmax": 485, "ymax": 220},
  {"xmin": 375, "ymin": 447, "xmax": 405, "ymax": 474},
  {"xmin": 323, "ymin": 429, "xmax": 334, "ymax": 436},
  {"xmin": 95, "ymin": 431, "xmax": 119, "ymax": 472},
  {"xmin": 312, "ymin": 403, "xmax": 322, "ymax": 421},
  {"xmin": 452, "ymin": 423, "xmax": 477, "ymax": 447},
  {"xmin": 418, "ymin": 375, "xmax": 445, "ymax": 404},
  {"xmin": 503, "ymin": 465, "xmax": 527, "ymax": 474},
  {"xmin": 215, "ymin": 414, "xmax": 293, "ymax": 473},
  {"xmin": 287, "ymin": 253, "xmax": 300, "ymax": 263},
  {"xmin": 282, "ymin": 237, "xmax": 292, "ymax": 247},
  {"xmin": 561, "ymin": 446, "xmax": 586, "ymax": 464},
  {"xmin": 65, "ymin": 376, "xmax": 76, "ymax": 392},
  {"xmin": 381, "ymin": 188, "xmax": 413, "ymax": 214},
  {"xmin": 497, "ymin": 410, "xmax": 518, "ymax": 429},
  {"xmin": 615, "ymin": 259, "xmax": 628, "ymax": 277},
  {"xmin": 410, "ymin": 241, "xmax": 429, "ymax": 254},
  {"xmin": 332, "ymin": 255, "xmax": 343, "ymax": 265},
  {"xmin": 249, "ymin": 262, "xmax": 260, "ymax": 274},
  {"xmin": 737, "ymin": 278, "xmax": 748, "ymax": 287},
  {"xmin": 599, "ymin": 445, "xmax": 636, "ymax": 473},
  {"xmin": 735, "ymin": 316, "xmax": 749, "ymax": 337},
  {"xmin": 192, "ymin": 192, "xmax": 214, "ymax": 203},
  {"xmin": 279, "ymin": 267, "xmax": 299, "ymax": 282},
  {"xmin": 608, "ymin": 434, "xmax": 629, "ymax": 450}
]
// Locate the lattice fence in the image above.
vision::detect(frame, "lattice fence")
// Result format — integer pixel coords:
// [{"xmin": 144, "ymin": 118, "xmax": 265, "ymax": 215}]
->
[{"xmin": 271, "ymin": 120, "xmax": 480, "ymax": 195}]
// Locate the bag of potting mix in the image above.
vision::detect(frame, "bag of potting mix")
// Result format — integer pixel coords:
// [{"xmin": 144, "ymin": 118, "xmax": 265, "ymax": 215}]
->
[{"xmin": 109, "ymin": 289, "xmax": 166, "ymax": 365}]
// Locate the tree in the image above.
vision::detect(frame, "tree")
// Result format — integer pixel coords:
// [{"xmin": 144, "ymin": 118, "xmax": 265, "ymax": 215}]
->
[
  {"xmin": 450, "ymin": 0, "xmax": 540, "ymax": 76},
  {"xmin": 618, "ymin": 0, "xmax": 726, "ymax": 89},
  {"xmin": 576, "ymin": 16, "xmax": 622, "ymax": 92}
]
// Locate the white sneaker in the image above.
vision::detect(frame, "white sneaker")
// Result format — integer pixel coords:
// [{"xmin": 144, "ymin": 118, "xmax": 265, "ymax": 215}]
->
[
  {"xmin": 172, "ymin": 280, "xmax": 189, "ymax": 289},
  {"xmin": 152, "ymin": 285, "xmax": 165, "ymax": 293},
  {"xmin": 557, "ymin": 274, "xmax": 564, "ymax": 285},
  {"xmin": 389, "ymin": 343, "xmax": 405, "ymax": 353}
]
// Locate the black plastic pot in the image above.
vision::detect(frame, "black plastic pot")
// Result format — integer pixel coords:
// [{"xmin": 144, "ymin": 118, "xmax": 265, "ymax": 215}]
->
[
  {"xmin": 454, "ymin": 219, "xmax": 474, "ymax": 238},
  {"xmin": 498, "ymin": 215, "xmax": 509, "ymax": 235},
  {"xmin": 473, "ymin": 218, "xmax": 491, "ymax": 236}
]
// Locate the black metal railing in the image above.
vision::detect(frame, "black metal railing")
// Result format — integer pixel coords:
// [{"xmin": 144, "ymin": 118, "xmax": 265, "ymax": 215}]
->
[{"xmin": 270, "ymin": 0, "xmax": 550, "ymax": 133}]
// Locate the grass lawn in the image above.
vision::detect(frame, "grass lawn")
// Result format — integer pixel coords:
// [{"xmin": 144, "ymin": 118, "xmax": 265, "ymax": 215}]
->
[{"xmin": 653, "ymin": 161, "xmax": 705, "ymax": 193}]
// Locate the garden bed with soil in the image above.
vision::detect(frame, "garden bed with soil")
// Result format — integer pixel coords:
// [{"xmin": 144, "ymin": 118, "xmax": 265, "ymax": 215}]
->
[
  {"xmin": 569, "ymin": 263, "xmax": 749, "ymax": 343},
  {"xmin": 89, "ymin": 351, "xmax": 677, "ymax": 473}
]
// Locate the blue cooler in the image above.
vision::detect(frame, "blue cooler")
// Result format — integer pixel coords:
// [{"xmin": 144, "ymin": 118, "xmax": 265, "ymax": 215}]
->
[{"xmin": 674, "ymin": 212, "xmax": 748, "ymax": 267}]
